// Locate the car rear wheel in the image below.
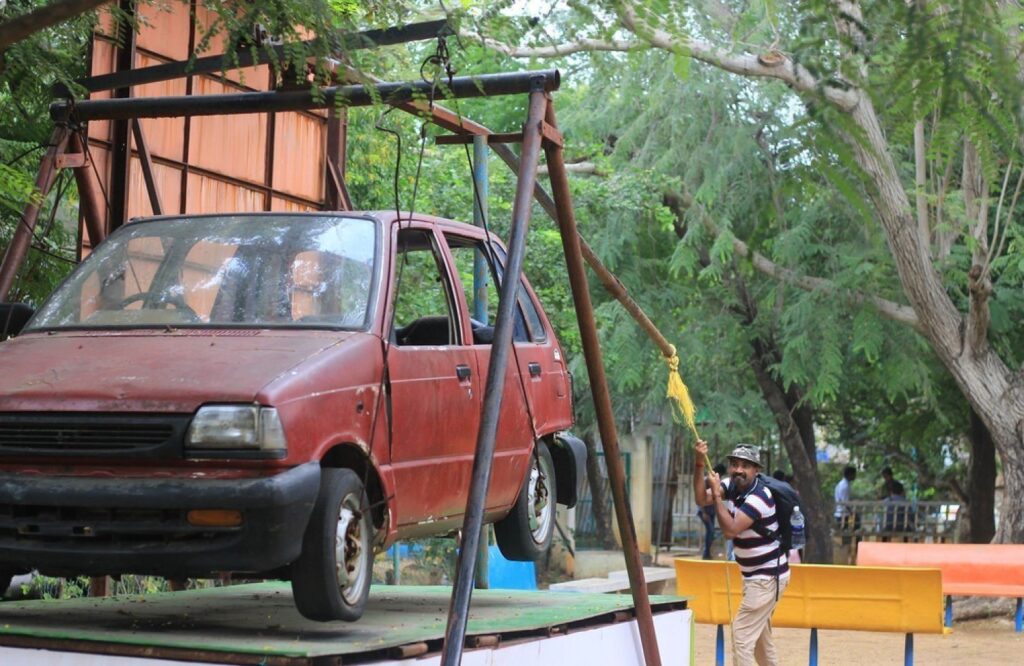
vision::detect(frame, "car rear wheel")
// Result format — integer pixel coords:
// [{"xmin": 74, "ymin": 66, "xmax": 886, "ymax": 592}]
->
[
  {"xmin": 291, "ymin": 468, "xmax": 373, "ymax": 621},
  {"xmin": 0, "ymin": 570, "xmax": 14, "ymax": 599},
  {"xmin": 495, "ymin": 443, "xmax": 556, "ymax": 561}
]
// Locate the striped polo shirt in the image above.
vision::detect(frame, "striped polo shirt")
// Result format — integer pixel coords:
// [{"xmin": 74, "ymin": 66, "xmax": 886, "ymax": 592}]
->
[{"xmin": 725, "ymin": 477, "xmax": 790, "ymax": 580}]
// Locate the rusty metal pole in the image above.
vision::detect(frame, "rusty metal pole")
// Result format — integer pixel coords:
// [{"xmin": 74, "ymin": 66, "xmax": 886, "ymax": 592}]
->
[
  {"xmin": 542, "ymin": 104, "xmax": 663, "ymax": 666},
  {"xmin": 0, "ymin": 127, "xmax": 70, "ymax": 301},
  {"xmin": 67, "ymin": 132, "xmax": 108, "ymax": 248},
  {"xmin": 440, "ymin": 85, "xmax": 549, "ymax": 666}
]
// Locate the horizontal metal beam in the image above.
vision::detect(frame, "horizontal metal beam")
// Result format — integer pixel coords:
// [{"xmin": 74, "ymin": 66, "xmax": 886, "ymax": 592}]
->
[
  {"xmin": 62, "ymin": 19, "xmax": 454, "ymax": 95},
  {"xmin": 52, "ymin": 70, "xmax": 560, "ymax": 122}
]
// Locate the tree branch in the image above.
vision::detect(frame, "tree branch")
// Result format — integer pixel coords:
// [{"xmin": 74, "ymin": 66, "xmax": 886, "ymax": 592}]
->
[
  {"xmin": 617, "ymin": 3, "xmax": 859, "ymax": 110},
  {"xmin": 663, "ymin": 187, "xmax": 922, "ymax": 331},
  {"xmin": 537, "ymin": 161, "xmax": 606, "ymax": 176},
  {"xmin": 729, "ymin": 232, "xmax": 923, "ymax": 332},
  {"xmin": 0, "ymin": 0, "xmax": 107, "ymax": 54},
  {"xmin": 458, "ymin": 28, "xmax": 645, "ymax": 58}
]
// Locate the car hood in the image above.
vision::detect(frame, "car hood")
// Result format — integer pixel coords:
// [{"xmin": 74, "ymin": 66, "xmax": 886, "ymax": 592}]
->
[{"xmin": 0, "ymin": 329, "xmax": 359, "ymax": 413}]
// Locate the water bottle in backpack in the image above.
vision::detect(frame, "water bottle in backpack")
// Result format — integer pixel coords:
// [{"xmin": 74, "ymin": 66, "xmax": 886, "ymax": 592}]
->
[{"xmin": 790, "ymin": 506, "xmax": 806, "ymax": 550}]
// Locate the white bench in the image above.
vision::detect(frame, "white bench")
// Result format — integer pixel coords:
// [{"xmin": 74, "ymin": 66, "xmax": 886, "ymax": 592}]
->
[{"xmin": 549, "ymin": 567, "xmax": 676, "ymax": 595}]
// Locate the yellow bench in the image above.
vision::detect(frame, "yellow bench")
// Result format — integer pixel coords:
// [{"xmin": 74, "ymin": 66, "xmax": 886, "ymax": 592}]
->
[{"xmin": 674, "ymin": 558, "xmax": 945, "ymax": 665}]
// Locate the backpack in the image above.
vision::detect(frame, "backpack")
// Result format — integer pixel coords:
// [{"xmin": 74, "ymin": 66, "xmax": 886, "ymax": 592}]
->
[{"xmin": 750, "ymin": 474, "xmax": 802, "ymax": 552}]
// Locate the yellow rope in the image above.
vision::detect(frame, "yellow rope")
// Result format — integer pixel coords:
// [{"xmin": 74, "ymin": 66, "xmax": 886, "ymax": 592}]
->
[
  {"xmin": 664, "ymin": 345, "xmax": 711, "ymax": 468},
  {"xmin": 666, "ymin": 345, "xmax": 735, "ymax": 657}
]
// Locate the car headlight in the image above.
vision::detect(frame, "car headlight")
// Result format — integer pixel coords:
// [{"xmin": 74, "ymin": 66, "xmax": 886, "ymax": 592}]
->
[{"xmin": 187, "ymin": 405, "xmax": 288, "ymax": 452}]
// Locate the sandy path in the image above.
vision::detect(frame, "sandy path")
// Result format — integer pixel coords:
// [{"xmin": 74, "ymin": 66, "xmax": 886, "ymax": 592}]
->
[{"xmin": 692, "ymin": 616, "xmax": 1023, "ymax": 665}]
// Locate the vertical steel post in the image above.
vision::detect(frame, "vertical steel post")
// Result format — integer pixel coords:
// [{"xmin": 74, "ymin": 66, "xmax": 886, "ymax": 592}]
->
[
  {"xmin": 716, "ymin": 624, "xmax": 725, "ymax": 666},
  {"xmin": 809, "ymin": 627, "xmax": 819, "ymax": 666},
  {"xmin": 904, "ymin": 633, "xmax": 914, "ymax": 666},
  {"xmin": 472, "ymin": 134, "xmax": 490, "ymax": 323},
  {"xmin": 107, "ymin": 0, "xmax": 137, "ymax": 232},
  {"xmin": 68, "ymin": 132, "xmax": 108, "ymax": 249},
  {"xmin": 1015, "ymin": 597, "xmax": 1022, "ymax": 633},
  {"xmin": 543, "ymin": 102, "xmax": 661, "ymax": 666},
  {"xmin": 471, "ymin": 134, "xmax": 491, "ymax": 591},
  {"xmin": 440, "ymin": 86, "xmax": 548, "ymax": 666},
  {"xmin": 130, "ymin": 120, "xmax": 163, "ymax": 215},
  {"xmin": 945, "ymin": 595, "xmax": 953, "ymax": 627},
  {"xmin": 0, "ymin": 127, "xmax": 70, "ymax": 300}
]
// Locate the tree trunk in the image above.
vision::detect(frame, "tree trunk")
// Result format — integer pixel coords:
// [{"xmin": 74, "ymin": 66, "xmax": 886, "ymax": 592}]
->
[
  {"xmin": 582, "ymin": 432, "xmax": 617, "ymax": 549},
  {"xmin": 844, "ymin": 93, "xmax": 1024, "ymax": 543},
  {"xmin": 966, "ymin": 407, "xmax": 997, "ymax": 543},
  {"xmin": 748, "ymin": 338, "xmax": 834, "ymax": 563}
]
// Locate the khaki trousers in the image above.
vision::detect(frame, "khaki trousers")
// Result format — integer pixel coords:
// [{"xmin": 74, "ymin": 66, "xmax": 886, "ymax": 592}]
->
[{"xmin": 732, "ymin": 574, "xmax": 789, "ymax": 666}]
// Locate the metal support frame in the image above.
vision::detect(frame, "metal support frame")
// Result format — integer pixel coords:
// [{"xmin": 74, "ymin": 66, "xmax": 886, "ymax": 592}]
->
[
  {"xmin": 471, "ymin": 134, "xmax": 489, "ymax": 322},
  {"xmin": 0, "ymin": 127, "xmax": 70, "ymax": 300},
  {"xmin": 63, "ymin": 19, "xmax": 453, "ymax": 95},
  {"xmin": 325, "ymin": 108, "xmax": 352, "ymax": 211},
  {"xmin": 131, "ymin": 120, "xmax": 163, "ymax": 215},
  {"xmin": 107, "ymin": 0, "xmax": 138, "ymax": 233},
  {"xmin": 51, "ymin": 70, "xmax": 561, "ymax": 122},
  {"xmin": 67, "ymin": 132, "xmax": 107, "ymax": 249},
  {"xmin": 543, "ymin": 101, "xmax": 661, "ymax": 666},
  {"xmin": 440, "ymin": 85, "xmax": 549, "ymax": 666}
]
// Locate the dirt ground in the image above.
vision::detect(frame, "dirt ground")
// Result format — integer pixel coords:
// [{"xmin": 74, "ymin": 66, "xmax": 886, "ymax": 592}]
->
[{"xmin": 693, "ymin": 616, "xmax": 1023, "ymax": 665}]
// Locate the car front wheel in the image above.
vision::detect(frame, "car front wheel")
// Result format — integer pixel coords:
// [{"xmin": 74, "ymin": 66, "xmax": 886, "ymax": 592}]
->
[
  {"xmin": 494, "ymin": 443, "xmax": 557, "ymax": 561},
  {"xmin": 291, "ymin": 468, "xmax": 373, "ymax": 621}
]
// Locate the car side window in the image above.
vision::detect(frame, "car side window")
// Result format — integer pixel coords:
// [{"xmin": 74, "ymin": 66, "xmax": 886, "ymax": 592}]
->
[
  {"xmin": 391, "ymin": 229, "xmax": 460, "ymax": 346},
  {"xmin": 445, "ymin": 234, "xmax": 532, "ymax": 344},
  {"xmin": 488, "ymin": 242, "xmax": 547, "ymax": 343}
]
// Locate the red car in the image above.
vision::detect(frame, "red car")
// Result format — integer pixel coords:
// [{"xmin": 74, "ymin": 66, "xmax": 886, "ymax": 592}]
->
[{"xmin": 0, "ymin": 212, "xmax": 584, "ymax": 621}]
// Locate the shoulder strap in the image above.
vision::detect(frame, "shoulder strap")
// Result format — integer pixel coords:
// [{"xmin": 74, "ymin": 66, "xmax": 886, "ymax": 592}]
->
[{"xmin": 748, "ymin": 478, "xmax": 781, "ymax": 543}]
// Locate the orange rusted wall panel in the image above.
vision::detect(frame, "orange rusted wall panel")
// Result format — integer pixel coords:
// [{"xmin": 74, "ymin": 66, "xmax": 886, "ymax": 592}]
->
[
  {"xmin": 84, "ymin": 1, "xmax": 335, "ymax": 237},
  {"xmin": 87, "ymin": 39, "xmax": 117, "ymax": 144},
  {"xmin": 134, "ymin": 56, "xmax": 187, "ymax": 162},
  {"xmin": 188, "ymin": 80, "xmax": 268, "ymax": 183},
  {"xmin": 193, "ymin": 4, "xmax": 269, "ymax": 89},
  {"xmin": 273, "ymin": 112, "xmax": 325, "ymax": 200},
  {"xmin": 137, "ymin": 1, "xmax": 190, "ymax": 61},
  {"xmin": 126, "ymin": 159, "xmax": 183, "ymax": 219},
  {"xmin": 184, "ymin": 174, "xmax": 263, "ymax": 214},
  {"xmin": 270, "ymin": 197, "xmax": 317, "ymax": 213}
]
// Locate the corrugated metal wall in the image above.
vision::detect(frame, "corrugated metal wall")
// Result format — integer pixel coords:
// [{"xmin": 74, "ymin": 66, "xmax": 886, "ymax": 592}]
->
[{"xmin": 84, "ymin": 2, "xmax": 342, "ymax": 250}]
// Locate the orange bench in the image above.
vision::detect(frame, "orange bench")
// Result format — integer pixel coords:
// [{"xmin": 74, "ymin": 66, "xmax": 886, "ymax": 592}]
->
[{"xmin": 857, "ymin": 542, "xmax": 1024, "ymax": 632}]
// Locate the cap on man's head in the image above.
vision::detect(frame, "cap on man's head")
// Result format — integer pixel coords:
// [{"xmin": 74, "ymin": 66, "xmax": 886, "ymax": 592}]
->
[{"xmin": 727, "ymin": 444, "xmax": 762, "ymax": 467}]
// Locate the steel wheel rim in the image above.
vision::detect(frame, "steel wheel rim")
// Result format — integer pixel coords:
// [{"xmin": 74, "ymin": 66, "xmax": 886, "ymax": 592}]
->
[
  {"xmin": 528, "ymin": 453, "xmax": 553, "ymax": 545},
  {"xmin": 334, "ymin": 492, "xmax": 369, "ymax": 605}
]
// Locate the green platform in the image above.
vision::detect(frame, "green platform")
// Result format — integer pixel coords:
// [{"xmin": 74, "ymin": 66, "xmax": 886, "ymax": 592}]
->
[{"xmin": 0, "ymin": 583, "xmax": 686, "ymax": 663}]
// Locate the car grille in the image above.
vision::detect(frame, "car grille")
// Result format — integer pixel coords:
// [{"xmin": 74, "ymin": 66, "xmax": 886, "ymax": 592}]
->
[{"xmin": 0, "ymin": 413, "xmax": 189, "ymax": 458}]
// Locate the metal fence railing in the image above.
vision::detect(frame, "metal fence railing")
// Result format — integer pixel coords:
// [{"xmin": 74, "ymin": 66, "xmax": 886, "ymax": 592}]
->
[{"xmin": 834, "ymin": 499, "xmax": 960, "ymax": 544}]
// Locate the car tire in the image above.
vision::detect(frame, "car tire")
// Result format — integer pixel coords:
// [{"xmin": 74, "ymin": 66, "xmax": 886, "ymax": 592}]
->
[
  {"xmin": 0, "ymin": 570, "xmax": 13, "ymax": 600},
  {"xmin": 494, "ymin": 443, "xmax": 557, "ymax": 562},
  {"xmin": 291, "ymin": 468, "xmax": 373, "ymax": 622}
]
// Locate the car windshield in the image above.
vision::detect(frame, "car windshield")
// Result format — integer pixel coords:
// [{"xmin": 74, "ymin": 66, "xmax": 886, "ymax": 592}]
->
[{"xmin": 28, "ymin": 214, "xmax": 378, "ymax": 331}]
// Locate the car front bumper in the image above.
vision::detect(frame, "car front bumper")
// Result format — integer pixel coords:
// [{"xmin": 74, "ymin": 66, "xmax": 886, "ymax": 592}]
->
[{"xmin": 0, "ymin": 462, "xmax": 320, "ymax": 577}]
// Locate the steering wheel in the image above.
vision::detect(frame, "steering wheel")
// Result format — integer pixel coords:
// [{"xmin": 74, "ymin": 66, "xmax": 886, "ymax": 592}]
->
[{"xmin": 118, "ymin": 291, "xmax": 200, "ymax": 322}]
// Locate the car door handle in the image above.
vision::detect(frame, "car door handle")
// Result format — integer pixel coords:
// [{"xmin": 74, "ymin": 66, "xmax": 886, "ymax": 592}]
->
[
  {"xmin": 528, "ymin": 362, "xmax": 542, "ymax": 377},
  {"xmin": 455, "ymin": 364, "xmax": 472, "ymax": 380}
]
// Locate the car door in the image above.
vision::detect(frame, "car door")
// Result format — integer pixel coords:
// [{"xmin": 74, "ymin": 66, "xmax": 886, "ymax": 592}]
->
[
  {"xmin": 442, "ymin": 232, "xmax": 538, "ymax": 512},
  {"xmin": 386, "ymin": 225, "xmax": 482, "ymax": 527},
  {"xmin": 488, "ymin": 243, "xmax": 572, "ymax": 436}
]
